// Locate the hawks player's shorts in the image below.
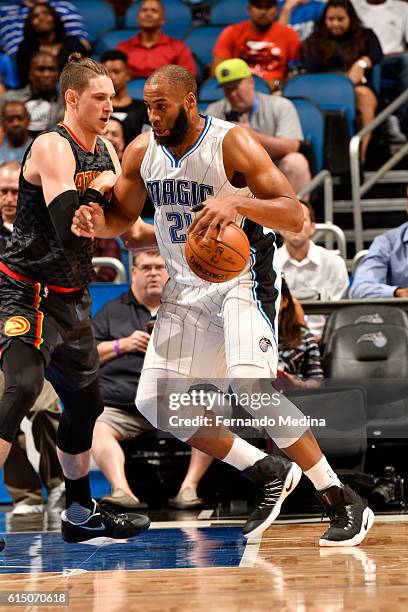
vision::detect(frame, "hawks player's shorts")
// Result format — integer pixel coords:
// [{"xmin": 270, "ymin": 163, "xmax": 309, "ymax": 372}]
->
[
  {"xmin": 0, "ymin": 267, "xmax": 99, "ymax": 392},
  {"xmin": 143, "ymin": 280, "xmax": 279, "ymax": 378}
]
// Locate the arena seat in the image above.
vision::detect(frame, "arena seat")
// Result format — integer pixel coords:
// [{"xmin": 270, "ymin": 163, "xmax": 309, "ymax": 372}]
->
[
  {"xmin": 183, "ymin": 26, "xmax": 224, "ymax": 72},
  {"xmin": 321, "ymin": 304, "xmax": 408, "ymax": 356},
  {"xmin": 286, "ymin": 96, "xmax": 325, "ymax": 172},
  {"xmin": 209, "ymin": 0, "xmax": 248, "ymax": 25},
  {"xmin": 90, "ymin": 282, "xmax": 129, "ymax": 317},
  {"xmin": 72, "ymin": 0, "xmax": 116, "ymax": 41},
  {"xmin": 93, "ymin": 28, "xmax": 138, "ymax": 55},
  {"xmin": 286, "ymin": 384, "xmax": 367, "ymax": 471},
  {"xmin": 283, "ymin": 72, "xmax": 356, "ymax": 137},
  {"xmin": 124, "ymin": 0, "xmax": 193, "ymax": 39},
  {"xmin": 127, "ymin": 78, "xmax": 147, "ymax": 99},
  {"xmin": 323, "ymin": 322, "xmax": 408, "ymax": 439}
]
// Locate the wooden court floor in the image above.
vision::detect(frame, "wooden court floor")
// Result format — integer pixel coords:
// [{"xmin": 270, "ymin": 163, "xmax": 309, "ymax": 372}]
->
[{"xmin": 0, "ymin": 516, "xmax": 408, "ymax": 611}]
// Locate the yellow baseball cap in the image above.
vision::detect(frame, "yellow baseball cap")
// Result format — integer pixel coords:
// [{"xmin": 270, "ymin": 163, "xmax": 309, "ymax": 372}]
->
[{"xmin": 215, "ymin": 58, "xmax": 252, "ymax": 87}]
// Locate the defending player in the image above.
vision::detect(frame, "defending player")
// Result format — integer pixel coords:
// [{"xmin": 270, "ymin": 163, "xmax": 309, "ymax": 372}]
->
[
  {"xmin": 72, "ymin": 64, "xmax": 374, "ymax": 546},
  {"xmin": 0, "ymin": 54, "xmax": 149, "ymax": 546}
]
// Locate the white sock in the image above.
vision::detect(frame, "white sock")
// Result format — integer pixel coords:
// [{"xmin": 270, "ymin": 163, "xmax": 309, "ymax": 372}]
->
[
  {"xmin": 304, "ymin": 456, "xmax": 342, "ymax": 491},
  {"xmin": 222, "ymin": 437, "xmax": 267, "ymax": 471}
]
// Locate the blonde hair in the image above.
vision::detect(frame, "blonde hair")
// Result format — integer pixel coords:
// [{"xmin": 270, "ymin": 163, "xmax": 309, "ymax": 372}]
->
[{"xmin": 60, "ymin": 53, "xmax": 110, "ymax": 99}]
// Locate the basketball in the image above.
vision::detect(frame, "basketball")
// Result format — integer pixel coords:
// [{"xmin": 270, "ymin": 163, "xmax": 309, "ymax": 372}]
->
[{"xmin": 185, "ymin": 223, "xmax": 250, "ymax": 283}]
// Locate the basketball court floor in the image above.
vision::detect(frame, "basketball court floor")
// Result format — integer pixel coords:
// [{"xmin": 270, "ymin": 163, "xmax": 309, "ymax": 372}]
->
[{"xmin": 1, "ymin": 507, "xmax": 408, "ymax": 611}]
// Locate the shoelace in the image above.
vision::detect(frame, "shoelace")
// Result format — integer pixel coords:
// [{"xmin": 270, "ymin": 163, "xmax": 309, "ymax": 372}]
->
[
  {"xmin": 321, "ymin": 503, "xmax": 353, "ymax": 529},
  {"xmin": 100, "ymin": 505, "xmax": 129, "ymax": 527},
  {"xmin": 258, "ymin": 478, "xmax": 283, "ymax": 508}
]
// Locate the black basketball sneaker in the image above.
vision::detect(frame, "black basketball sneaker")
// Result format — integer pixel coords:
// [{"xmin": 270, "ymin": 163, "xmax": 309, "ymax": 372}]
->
[
  {"xmin": 242, "ymin": 455, "xmax": 302, "ymax": 539},
  {"xmin": 317, "ymin": 484, "xmax": 374, "ymax": 547},
  {"xmin": 61, "ymin": 500, "xmax": 150, "ymax": 543}
]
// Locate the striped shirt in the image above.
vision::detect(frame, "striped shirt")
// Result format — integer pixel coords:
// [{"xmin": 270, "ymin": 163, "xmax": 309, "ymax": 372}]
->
[
  {"xmin": 278, "ymin": 326, "xmax": 324, "ymax": 379},
  {"xmin": 0, "ymin": 1, "xmax": 90, "ymax": 56}
]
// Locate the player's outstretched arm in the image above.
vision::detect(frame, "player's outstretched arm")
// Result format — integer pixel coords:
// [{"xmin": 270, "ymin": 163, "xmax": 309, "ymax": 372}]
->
[{"xmin": 189, "ymin": 127, "xmax": 304, "ymax": 239}]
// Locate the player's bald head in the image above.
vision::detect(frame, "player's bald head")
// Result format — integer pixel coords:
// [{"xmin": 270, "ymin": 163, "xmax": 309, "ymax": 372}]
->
[{"xmin": 145, "ymin": 65, "xmax": 197, "ymax": 98}]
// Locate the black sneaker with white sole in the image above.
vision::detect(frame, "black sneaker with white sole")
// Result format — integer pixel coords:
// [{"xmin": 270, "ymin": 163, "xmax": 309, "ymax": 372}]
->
[
  {"xmin": 242, "ymin": 455, "xmax": 303, "ymax": 539},
  {"xmin": 61, "ymin": 500, "xmax": 150, "ymax": 543},
  {"xmin": 317, "ymin": 484, "xmax": 374, "ymax": 547}
]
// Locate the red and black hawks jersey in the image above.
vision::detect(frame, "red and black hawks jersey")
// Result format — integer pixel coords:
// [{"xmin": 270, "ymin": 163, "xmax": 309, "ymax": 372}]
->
[{"xmin": 1, "ymin": 123, "xmax": 115, "ymax": 289}]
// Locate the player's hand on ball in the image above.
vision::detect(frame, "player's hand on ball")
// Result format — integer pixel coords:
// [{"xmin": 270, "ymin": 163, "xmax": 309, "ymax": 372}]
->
[
  {"xmin": 71, "ymin": 203, "xmax": 105, "ymax": 239},
  {"xmin": 189, "ymin": 196, "xmax": 238, "ymax": 241}
]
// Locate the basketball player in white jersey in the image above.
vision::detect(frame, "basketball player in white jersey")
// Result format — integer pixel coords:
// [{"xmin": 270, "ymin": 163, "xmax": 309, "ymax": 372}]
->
[{"xmin": 72, "ymin": 64, "xmax": 374, "ymax": 546}]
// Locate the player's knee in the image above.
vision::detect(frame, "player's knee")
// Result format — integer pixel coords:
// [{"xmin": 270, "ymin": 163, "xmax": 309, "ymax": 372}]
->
[
  {"xmin": 135, "ymin": 390, "xmax": 158, "ymax": 428},
  {"xmin": 57, "ymin": 380, "xmax": 104, "ymax": 454},
  {"xmin": 3, "ymin": 372, "xmax": 43, "ymax": 420}
]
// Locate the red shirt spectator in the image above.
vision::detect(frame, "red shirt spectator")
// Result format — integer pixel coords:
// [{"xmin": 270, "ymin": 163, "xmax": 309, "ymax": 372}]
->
[
  {"xmin": 118, "ymin": 31, "xmax": 196, "ymax": 78},
  {"xmin": 117, "ymin": 0, "xmax": 196, "ymax": 78},
  {"xmin": 212, "ymin": 0, "xmax": 301, "ymax": 83}
]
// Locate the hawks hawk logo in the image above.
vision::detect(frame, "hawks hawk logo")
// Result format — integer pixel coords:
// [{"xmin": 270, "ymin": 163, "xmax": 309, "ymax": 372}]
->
[
  {"xmin": 4, "ymin": 316, "xmax": 31, "ymax": 337},
  {"xmin": 259, "ymin": 337, "xmax": 273, "ymax": 352}
]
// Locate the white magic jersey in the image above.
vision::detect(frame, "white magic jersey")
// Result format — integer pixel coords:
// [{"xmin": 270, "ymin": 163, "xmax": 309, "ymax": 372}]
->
[{"xmin": 140, "ymin": 115, "xmax": 253, "ymax": 296}]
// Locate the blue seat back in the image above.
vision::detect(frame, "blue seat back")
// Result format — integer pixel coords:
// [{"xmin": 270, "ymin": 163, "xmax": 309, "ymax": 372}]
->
[
  {"xmin": 287, "ymin": 96, "xmax": 325, "ymax": 172},
  {"xmin": 127, "ymin": 77, "xmax": 147, "ymax": 99},
  {"xmin": 283, "ymin": 72, "xmax": 356, "ymax": 136},
  {"xmin": 183, "ymin": 26, "xmax": 224, "ymax": 69},
  {"xmin": 125, "ymin": 0, "xmax": 193, "ymax": 39},
  {"xmin": 210, "ymin": 0, "xmax": 248, "ymax": 25},
  {"xmin": 93, "ymin": 28, "xmax": 138, "ymax": 55},
  {"xmin": 72, "ymin": 0, "xmax": 116, "ymax": 41},
  {"xmin": 90, "ymin": 283, "xmax": 130, "ymax": 317}
]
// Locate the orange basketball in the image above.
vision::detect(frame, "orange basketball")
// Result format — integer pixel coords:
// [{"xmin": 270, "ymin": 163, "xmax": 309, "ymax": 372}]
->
[{"xmin": 185, "ymin": 223, "xmax": 250, "ymax": 283}]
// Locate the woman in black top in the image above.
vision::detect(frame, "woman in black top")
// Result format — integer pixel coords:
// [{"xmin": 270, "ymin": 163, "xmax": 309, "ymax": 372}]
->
[
  {"xmin": 278, "ymin": 278, "xmax": 324, "ymax": 388},
  {"xmin": 17, "ymin": 2, "xmax": 89, "ymax": 86},
  {"xmin": 303, "ymin": 0, "xmax": 383, "ymax": 161}
]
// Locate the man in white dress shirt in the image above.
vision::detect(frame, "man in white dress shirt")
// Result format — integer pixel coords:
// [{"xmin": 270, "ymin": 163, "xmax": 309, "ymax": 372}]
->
[{"xmin": 277, "ymin": 200, "xmax": 349, "ymax": 339}]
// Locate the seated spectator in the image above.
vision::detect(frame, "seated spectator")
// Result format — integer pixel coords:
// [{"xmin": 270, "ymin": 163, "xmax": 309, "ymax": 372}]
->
[
  {"xmin": 278, "ymin": 0, "xmax": 325, "ymax": 43},
  {"xmin": 0, "ymin": 0, "xmax": 90, "ymax": 57},
  {"xmin": 101, "ymin": 50, "xmax": 149, "ymax": 144},
  {"xmin": 92, "ymin": 248, "xmax": 168, "ymax": 510},
  {"xmin": 93, "ymin": 236, "xmax": 123, "ymax": 283},
  {"xmin": 277, "ymin": 200, "xmax": 349, "ymax": 339},
  {"xmin": 117, "ymin": 0, "xmax": 196, "ymax": 79},
  {"xmin": 0, "ymin": 52, "xmax": 64, "ymax": 138},
  {"xmin": 105, "ymin": 117, "xmax": 125, "ymax": 161},
  {"xmin": 303, "ymin": 0, "xmax": 383, "ymax": 161},
  {"xmin": 0, "ymin": 161, "xmax": 20, "ymax": 251},
  {"xmin": 349, "ymin": 190, "xmax": 408, "ymax": 299},
  {"xmin": 16, "ymin": 2, "xmax": 89, "ymax": 87},
  {"xmin": 278, "ymin": 277, "xmax": 324, "ymax": 387},
  {"xmin": 352, "ymin": 0, "xmax": 408, "ymax": 142},
  {"xmin": 0, "ymin": 102, "xmax": 32, "ymax": 165},
  {"xmin": 211, "ymin": 0, "xmax": 302, "ymax": 88},
  {"xmin": 207, "ymin": 59, "xmax": 311, "ymax": 194},
  {"xmin": 0, "ymin": 53, "xmax": 19, "ymax": 94}
]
